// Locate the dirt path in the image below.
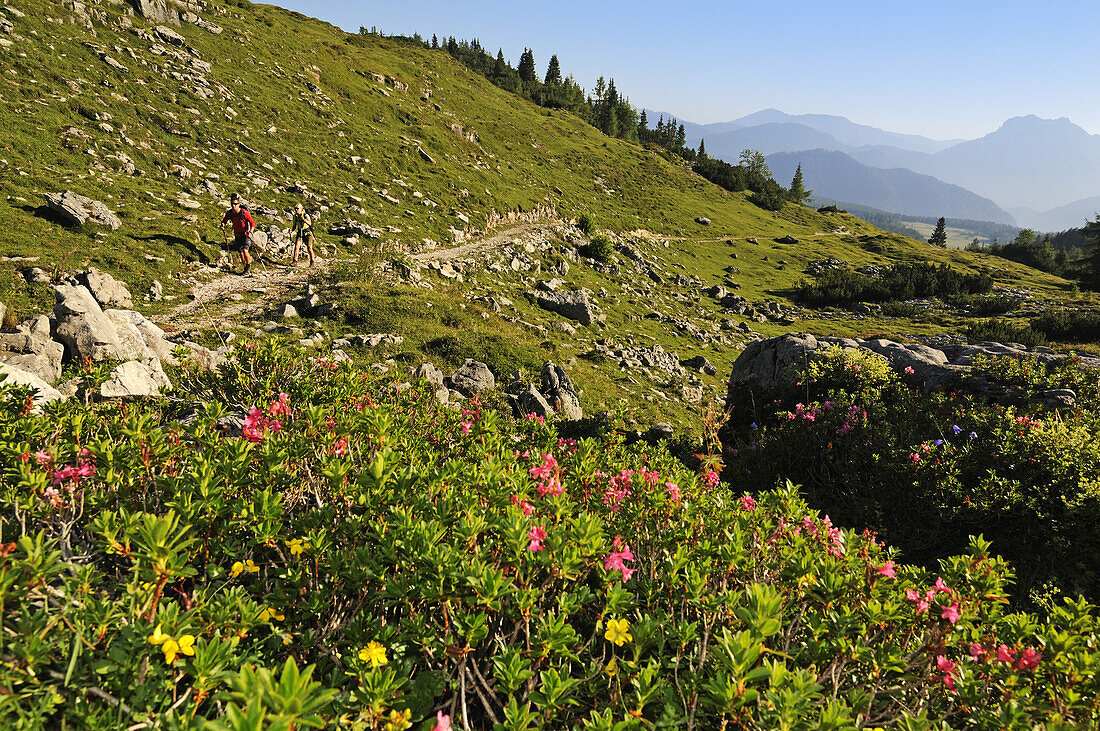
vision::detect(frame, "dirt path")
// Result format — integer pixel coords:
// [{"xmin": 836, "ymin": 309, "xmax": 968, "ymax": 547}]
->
[
  {"xmin": 156, "ymin": 221, "xmax": 551, "ymax": 331},
  {"xmin": 409, "ymin": 222, "xmax": 549, "ymax": 264},
  {"xmin": 154, "ymin": 259, "xmax": 317, "ymax": 330}
]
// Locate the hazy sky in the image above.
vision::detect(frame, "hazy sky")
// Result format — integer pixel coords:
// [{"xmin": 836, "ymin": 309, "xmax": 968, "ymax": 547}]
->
[{"xmin": 268, "ymin": 1, "xmax": 1100, "ymax": 140}]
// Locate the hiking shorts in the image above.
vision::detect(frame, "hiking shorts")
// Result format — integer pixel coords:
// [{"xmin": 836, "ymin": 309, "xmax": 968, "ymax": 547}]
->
[{"xmin": 228, "ymin": 233, "xmax": 251, "ymax": 252}]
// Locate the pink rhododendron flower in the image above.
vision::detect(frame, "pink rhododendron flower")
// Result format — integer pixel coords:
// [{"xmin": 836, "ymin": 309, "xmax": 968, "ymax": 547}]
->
[
  {"xmin": 932, "ymin": 577, "xmax": 951, "ymax": 594},
  {"xmin": 875, "ymin": 561, "xmax": 897, "ymax": 578},
  {"xmin": 904, "ymin": 366, "xmax": 915, "ymax": 374},
  {"xmin": 905, "ymin": 589, "xmax": 921, "ymax": 602},
  {"xmin": 330, "ymin": 437, "xmax": 348, "ymax": 456},
  {"xmin": 432, "ymin": 712, "xmax": 452, "ymax": 731},
  {"xmin": 909, "ymin": 453, "xmax": 921, "ymax": 464},
  {"xmin": 941, "ymin": 602, "xmax": 960, "ymax": 624},
  {"xmin": 665, "ymin": 482, "xmax": 680, "ymax": 504},
  {"xmin": 995, "ymin": 644, "xmax": 1016, "ymax": 664},
  {"xmin": 739, "ymin": 495, "xmax": 756, "ymax": 511},
  {"xmin": 1015, "ymin": 648, "xmax": 1042, "ymax": 671},
  {"xmin": 604, "ymin": 537, "xmax": 635, "ymax": 582},
  {"xmin": 801, "ymin": 516, "xmax": 819, "ymax": 535},
  {"xmin": 527, "ymin": 526, "xmax": 548, "ymax": 553},
  {"xmin": 702, "ymin": 469, "xmax": 719, "ymax": 489},
  {"xmin": 969, "ymin": 642, "xmax": 987, "ymax": 660},
  {"xmin": 509, "ymin": 495, "xmax": 534, "ymax": 516},
  {"xmin": 267, "ymin": 392, "xmax": 292, "ymax": 418},
  {"xmin": 35, "ymin": 450, "xmax": 52, "ymax": 467},
  {"xmin": 19, "ymin": 452, "xmax": 29, "ymax": 464},
  {"xmin": 460, "ymin": 421, "xmax": 472, "ymax": 435}
]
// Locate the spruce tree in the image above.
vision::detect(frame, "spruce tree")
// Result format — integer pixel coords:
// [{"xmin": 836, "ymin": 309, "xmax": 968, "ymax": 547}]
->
[
  {"xmin": 698, "ymin": 138, "xmax": 706, "ymax": 158},
  {"xmin": 638, "ymin": 110, "xmax": 648, "ymax": 141},
  {"xmin": 492, "ymin": 49, "xmax": 507, "ymax": 79},
  {"xmin": 431, "ymin": 34, "xmax": 438, "ymax": 49},
  {"xmin": 788, "ymin": 163, "xmax": 811, "ymax": 203},
  {"xmin": 676, "ymin": 123, "xmax": 686, "ymax": 151},
  {"xmin": 517, "ymin": 48, "xmax": 537, "ymax": 84},
  {"xmin": 544, "ymin": 55, "xmax": 562, "ymax": 85},
  {"xmin": 1084, "ymin": 215, "xmax": 1100, "ymax": 289},
  {"xmin": 928, "ymin": 217, "xmax": 948, "ymax": 247}
]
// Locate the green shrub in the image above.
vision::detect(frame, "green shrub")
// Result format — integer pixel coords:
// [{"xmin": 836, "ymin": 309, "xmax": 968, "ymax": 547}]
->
[
  {"xmin": 797, "ymin": 262, "xmax": 993, "ymax": 306},
  {"xmin": 5, "ymin": 344, "xmax": 1100, "ymax": 727},
  {"xmin": 585, "ymin": 234, "xmax": 615, "ymax": 264},
  {"xmin": 1030, "ymin": 309, "xmax": 1100, "ymax": 343},
  {"xmin": 951, "ymin": 294, "xmax": 1021, "ymax": 316},
  {"xmin": 966, "ymin": 318, "xmax": 1047, "ymax": 348},
  {"xmin": 576, "ymin": 212, "xmax": 594, "ymax": 235}
]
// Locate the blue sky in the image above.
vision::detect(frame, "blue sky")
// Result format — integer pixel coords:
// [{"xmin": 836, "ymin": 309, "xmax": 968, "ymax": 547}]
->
[{"xmin": 268, "ymin": 1, "xmax": 1100, "ymax": 140}]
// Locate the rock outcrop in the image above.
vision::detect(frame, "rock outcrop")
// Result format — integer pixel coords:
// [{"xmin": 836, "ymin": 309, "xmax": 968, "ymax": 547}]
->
[
  {"xmin": 43, "ymin": 192, "xmax": 122, "ymax": 230},
  {"xmin": 531, "ymin": 289, "xmax": 597, "ymax": 326}
]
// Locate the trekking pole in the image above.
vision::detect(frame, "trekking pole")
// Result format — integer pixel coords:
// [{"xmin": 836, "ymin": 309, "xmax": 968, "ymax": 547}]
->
[{"xmin": 248, "ymin": 232, "xmax": 268, "ymax": 273}]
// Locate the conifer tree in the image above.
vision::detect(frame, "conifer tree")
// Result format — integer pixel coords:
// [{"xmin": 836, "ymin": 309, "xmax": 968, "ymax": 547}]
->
[
  {"xmin": 492, "ymin": 49, "xmax": 507, "ymax": 79},
  {"xmin": 1084, "ymin": 215, "xmax": 1100, "ymax": 289},
  {"xmin": 544, "ymin": 55, "xmax": 562, "ymax": 85},
  {"xmin": 432, "ymin": 34, "xmax": 438, "ymax": 49},
  {"xmin": 517, "ymin": 48, "xmax": 537, "ymax": 84},
  {"xmin": 698, "ymin": 138, "xmax": 706, "ymax": 158},
  {"xmin": 638, "ymin": 109, "xmax": 648, "ymax": 141},
  {"xmin": 676, "ymin": 123, "xmax": 686, "ymax": 151},
  {"xmin": 928, "ymin": 217, "xmax": 948, "ymax": 247},
  {"xmin": 788, "ymin": 163, "xmax": 811, "ymax": 203}
]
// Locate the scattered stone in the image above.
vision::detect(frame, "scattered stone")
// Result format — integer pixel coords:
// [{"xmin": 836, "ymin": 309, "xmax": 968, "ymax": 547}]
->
[
  {"xmin": 532, "ymin": 289, "xmax": 597, "ymax": 326},
  {"xmin": 75, "ymin": 267, "xmax": 133, "ymax": 309},
  {"xmin": 449, "ymin": 358, "xmax": 495, "ymax": 397},
  {"xmin": 279, "ymin": 304, "xmax": 299, "ymax": 318},
  {"xmin": 694, "ymin": 216, "xmax": 711, "ymax": 225},
  {"xmin": 132, "ymin": 0, "xmax": 179, "ymax": 26},
  {"xmin": 681, "ymin": 355, "xmax": 718, "ymax": 375},
  {"xmin": 541, "ymin": 361, "xmax": 582, "ymax": 420},
  {"xmin": 99, "ymin": 358, "xmax": 172, "ymax": 399},
  {"xmin": 775, "ymin": 235, "xmax": 799, "ymax": 244},
  {"xmin": 43, "ymin": 191, "xmax": 122, "ymax": 230},
  {"xmin": 0, "ymin": 364, "xmax": 66, "ymax": 409},
  {"xmin": 0, "ymin": 315, "xmax": 65, "ymax": 384}
]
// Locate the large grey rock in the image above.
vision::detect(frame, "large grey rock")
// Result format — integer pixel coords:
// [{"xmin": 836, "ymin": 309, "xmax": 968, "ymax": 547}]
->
[
  {"xmin": 532, "ymin": 289, "xmax": 597, "ymax": 326},
  {"xmin": 862, "ymin": 339, "xmax": 964, "ymax": 390},
  {"xmin": 0, "ymin": 364, "xmax": 66, "ymax": 410},
  {"xmin": 99, "ymin": 359, "xmax": 172, "ymax": 399},
  {"xmin": 0, "ymin": 315, "xmax": 65, "ymax": 384},
  {"xmin": 681, "ymin": 355, "xmax": 718, "ymax": 375},
  {"xmin": 414, "ymin": 362, "xmax": 445, "ymax": 388},
  {"xmin": 727, "ymin": 333, "xmax": 825, "ymax": 388},
  {"xmin": 449, "ymin": 359, "xmax": 495, "ymax": 397},
  {"xmin": 176, "ymin": 341, "xmax": 226, "ymax": 371},
  {"xmin": 77, "ymin": 268, "xmax": 133, "ymax": 309},
  {"xmin": 154, "ymin": 25, "xmax": 185, "ymax": 46},
  {"xmin": 514, "ymin": 384, "xmax": 553, "ymax": 418},
  {"xmin": 52, "ymin": 284, "xmax": 124, "ymax": 362},
  {"xmin": 104, "ymin": 310, "xmax": 150, "ymax": 361},
  {"xmin": 131, "ymin": 0, "xmax": 179, "ymax": 25},
  {"xmin": 128, "ymin": 312, "xmax": 178, "ymax": 365},
  {"xmin": 541, "ymin": 361, "xmax": 582, "ymax": 420},
  {"xmin": 43, "ymin": 192, "xmax": 122, "ymax": 230}
]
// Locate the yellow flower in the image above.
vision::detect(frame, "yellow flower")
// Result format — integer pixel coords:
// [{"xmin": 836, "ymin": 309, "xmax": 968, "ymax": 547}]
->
[
  {"xmin": 162, "ymin": 639, "xmax": 180, "ymax": 663},
  {"xmin": 147, "ymin": 623, "xmax": 169, "ymax": 646},
  {"xmin": 604, "ymin": 618, "xmax": 632, "ymax": 647},
  {"xmin": 160, "ymin": 634, "xmax": 196, "ymax": 664},
  {"xmin": 358, "ymin": 641, "xmax": 388, "ymax": 668},
  {"xmin": 258, "ymin": 607, "xmax": 284, "ymax": 622},
  {"xmin": 230, "ymin": 561, "xmax": 244, "ymax": 577},
  {"xmin": 604, "ymin": 656, "xmax": 619, "ymax": 677},
  {"xmin": 285, "ymin": 538, "xmax": 309, "ymax": 557},
  {"xmin": 245, "ymin": 559, "xmax": 260, "ymax": 573},
  {"xmin": 383, "ymin": 708, "xmax": 411, "ymax": 731}
]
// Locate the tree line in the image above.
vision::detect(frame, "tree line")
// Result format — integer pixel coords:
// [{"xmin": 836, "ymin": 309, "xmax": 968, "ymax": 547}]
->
[{"xmin": 358, "ymin": 28, "xmax": 810, "ymax": 213}]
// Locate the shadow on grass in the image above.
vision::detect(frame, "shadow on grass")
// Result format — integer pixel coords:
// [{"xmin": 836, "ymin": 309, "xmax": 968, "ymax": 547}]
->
[{"xmin": 135, "ymin": 234, "xmax": 212, "ymax": 265}]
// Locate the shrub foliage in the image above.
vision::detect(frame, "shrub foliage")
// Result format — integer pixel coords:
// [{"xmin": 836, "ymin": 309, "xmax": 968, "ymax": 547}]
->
[{"xmin": 1, "ymin": 343, "xmax": 1100, "ymax": 728}]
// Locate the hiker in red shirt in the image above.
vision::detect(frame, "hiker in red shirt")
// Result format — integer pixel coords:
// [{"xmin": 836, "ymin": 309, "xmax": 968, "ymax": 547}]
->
[{"xmin": 220, "ymin": 193, "xmax": 255, "ymax": 275}]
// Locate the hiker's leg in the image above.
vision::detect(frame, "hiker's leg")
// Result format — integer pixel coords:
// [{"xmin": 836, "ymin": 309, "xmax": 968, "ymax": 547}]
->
[
  {"xmin": 291, "ymin": 239, "xmax": 299, "ymax": 264},
  {"xmin": 306, "ymin": 235, "xmax": 315, "ymax": 266}
]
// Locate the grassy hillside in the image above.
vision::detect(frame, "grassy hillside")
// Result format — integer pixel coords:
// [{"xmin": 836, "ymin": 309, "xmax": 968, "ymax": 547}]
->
[{"xmin": 0, "ymin": 0, "xmax": 1083, "ymax": 436}]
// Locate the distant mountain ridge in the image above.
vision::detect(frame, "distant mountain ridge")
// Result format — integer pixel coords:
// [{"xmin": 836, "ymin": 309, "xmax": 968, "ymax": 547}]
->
[
  {"xmin": 766, "ymin": 150, "xmax": 1015, "ymax": 225},
  {"xmin": 657, "ymin": 108, "xmax": 1100, "ymax": 230}
]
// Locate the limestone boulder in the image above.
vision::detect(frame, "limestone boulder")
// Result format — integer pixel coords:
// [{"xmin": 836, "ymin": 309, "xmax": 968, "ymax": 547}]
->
[
  {"xmin": 52, "ymin": 284, "xmax": 124, "ymax": 362},
  {"xmin": 43, "ymin": 191, "xmax": 121, "ymax": 230},
  {"xmin": 532, "ymin": 289, "xmax": 597, "ymax": 326},
  {"xmin": 77, "ymin": 268, "xmax": 133, "ymax": 309},
  {"xmin": 104, "ymin": 310, "xmax": 151, "ymax": 361},
  {"xmin": 449, "ymin": 359, "xmax": 495, "ymax": 397},
  {"xmin": 99, "ymin": 358, "xmax": 173, "ymax": 399},
  {"xmin": 541, "ymin": 361, "xmax": 582, "ymax": 420},
  {"xmin": 0, "ymin": 364, "xmax": 66, "ymax": 410},
  {"xmin": 0, "ymin": 315, "xmax": 65, "ymax": 384}
]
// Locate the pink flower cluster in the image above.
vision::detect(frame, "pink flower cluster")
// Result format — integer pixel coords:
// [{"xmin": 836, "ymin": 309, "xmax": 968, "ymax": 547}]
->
[
  {"xmin": 603, "ymin": 469, "xmax": 634, "ymax": 512},
  {"xmin": 665, "ymin": 482, "xmax": 681, "ymax": 505},
  {"xmin": 44, "ymin": 451, "xmax": 96, "ymax": 508},
  {"xmin": 243, "ymin": 394, "xmax": 291, "ymax": 443},
  {"xmin": 792, "ymin": 514, "xmax": 845, "ymax": 558},
  {"xmin": 604, "ymin": 536, "xmax": 635, "ymax": 582},
  {"xmin": 835, "ymin": 405, "xmax": 867, "ymax": 436},
  {"xmin": 970, "ymin": 642, "xmax": 1042, "ymax": 671},
  {"xmin": 509, "ymin": 495, "xmax": 534, "ymax": 516},
  {"xmin": 529, "ymin": 453, "xmax": 564, "ymax": 498},
  {"xmin": 701, "ymin": 469, "xmax": 719, "ymax": 489},
  {"xmin": 528, "ymin": 526, "xmax": 548, "ymax": 552},
  {"xmin": 904, "ymin": 577, "xmax": 956, "ymax": 620},
  {"xmin": 739, "ymin": 494, "xmax": 756, "ymax": 511},
  {"xmin": 330, "ymin": 437, "xmax": 348, "ymax": 456},
  {"xmin": 556, "ymin": 438, "xmax": 579, "ymax": 453}
]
